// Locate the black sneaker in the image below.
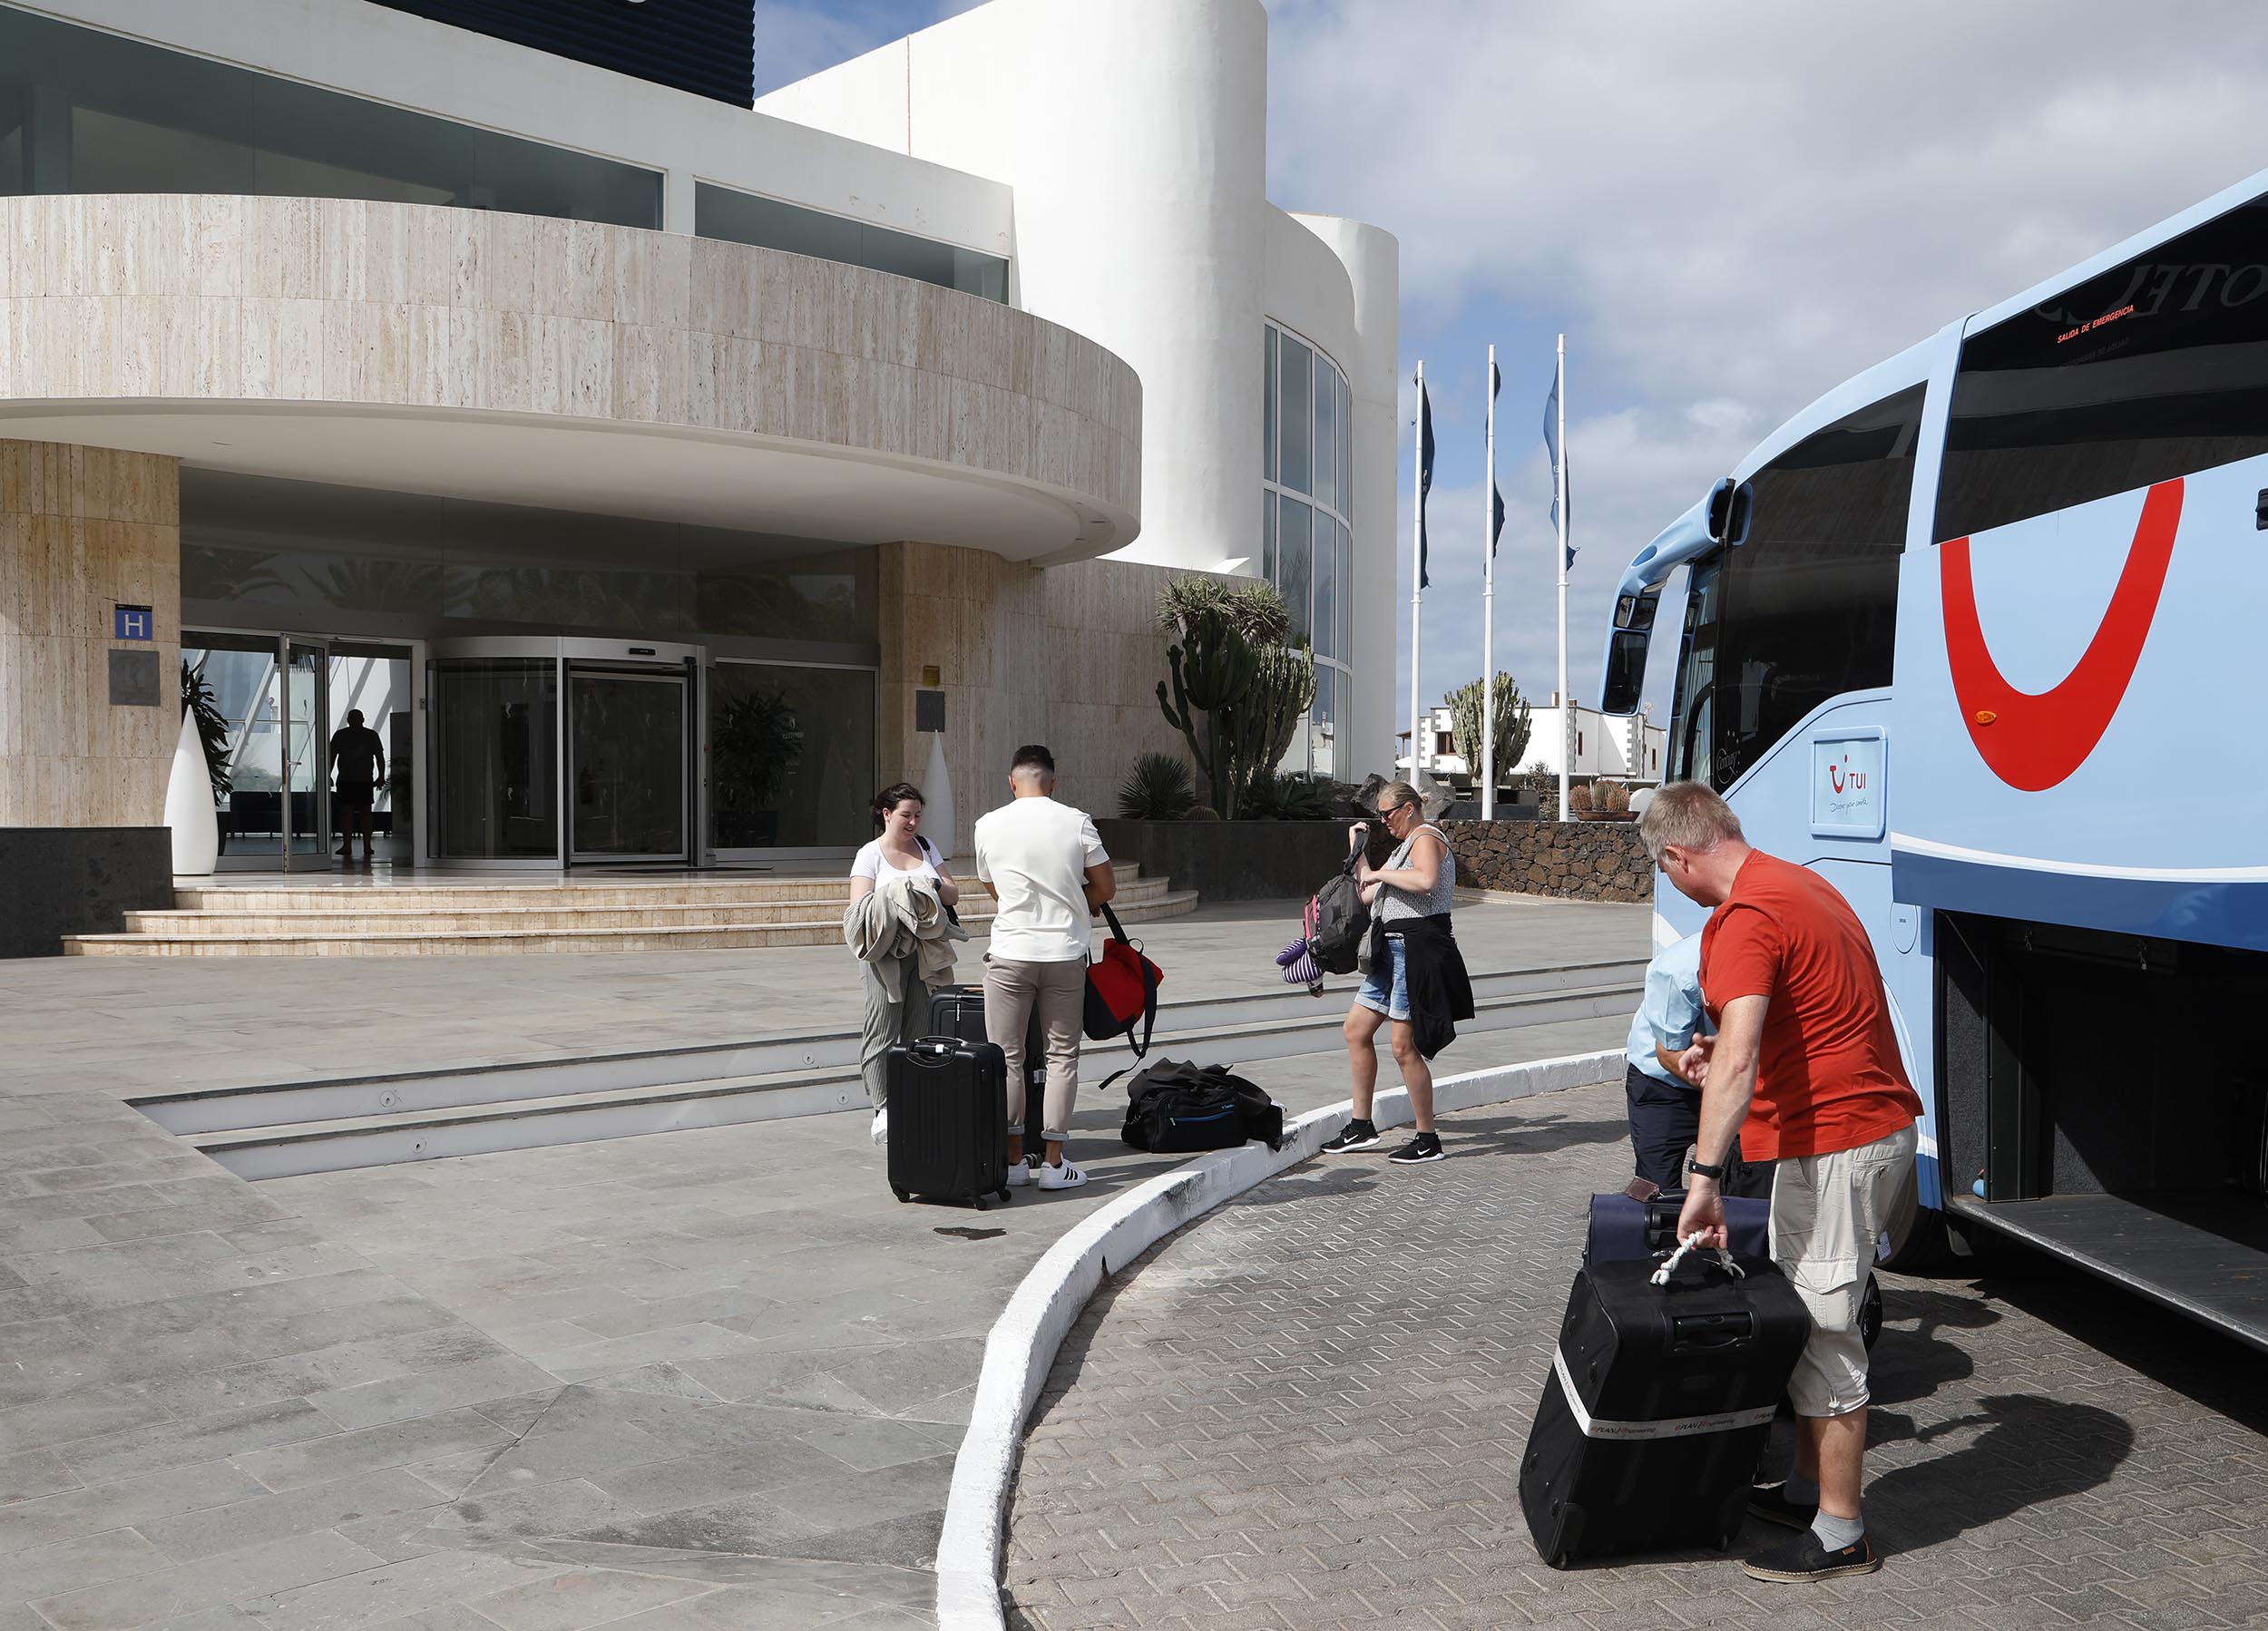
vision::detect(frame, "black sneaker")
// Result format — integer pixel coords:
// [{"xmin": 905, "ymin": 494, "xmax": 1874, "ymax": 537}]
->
[
  {"xmin": 1748, "ymin": 1483, "xmax": 1819, "ymax": 1530},
  {"xmin": 1386, "ymin": 1132, "xmax": 1444, "ymax": 1164},
  {"xmin": 1319, "ymin": 1119, "xmax": 1381, "ymax": 1154},
  {"xmin": 1740, "ymin": 1529, "xmax": 1880, "ymax": 1583}
]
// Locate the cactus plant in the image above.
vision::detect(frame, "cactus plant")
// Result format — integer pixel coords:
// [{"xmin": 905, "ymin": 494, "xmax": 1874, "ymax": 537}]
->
[
  {"xmin": 1155, "ymin": 580, "xmax": 1314, "ymax": 818},
  {"xmin": 1183, "ymin": 805, "xmax": 1222, "ymax": 821},
  {"xmin": 1569, "ymin": 781, "xmax": 1593, "ymax": 816},
  {"xmin": 1447, "ymin": 672, "xmax": 1532, "ymax": 794}
]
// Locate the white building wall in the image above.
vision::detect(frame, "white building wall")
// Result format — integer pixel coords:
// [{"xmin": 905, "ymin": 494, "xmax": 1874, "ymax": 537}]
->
[
  {"xmin": 760, "ymin": 0, "xmax": 1401, "ymax": 776},
  {"xmin": 763, "ymin": 0, "xmax": 1275, "ymax": 578}
]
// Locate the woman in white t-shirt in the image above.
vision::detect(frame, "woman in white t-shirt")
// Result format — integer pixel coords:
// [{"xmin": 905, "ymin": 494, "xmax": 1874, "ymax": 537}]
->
[{"xmin": 848, "ymin": 783, "xmax": 959, "ymax": 1143}]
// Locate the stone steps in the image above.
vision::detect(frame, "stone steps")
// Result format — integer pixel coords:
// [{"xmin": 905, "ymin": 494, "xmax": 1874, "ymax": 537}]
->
[
  {"xmin": 128, "ymin": 959, "xmax": 1649, "ymax": 1179},
  {"xmin": 63, "ymin": 866, "xmax": 1197, "ymax": 956},
  {"xmin": 66, "ymin": 888, "xmax": 1198, "ymax": 956},
  {"xmin": 104, "ymin": 873, "xmax": 1174, "ymax": 938}
]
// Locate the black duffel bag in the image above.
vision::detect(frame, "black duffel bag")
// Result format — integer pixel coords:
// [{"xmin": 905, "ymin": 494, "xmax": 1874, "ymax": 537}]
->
[{"xmin": 1121, "ymin": 1059, "xmax": 1285, "ymax": 1154}]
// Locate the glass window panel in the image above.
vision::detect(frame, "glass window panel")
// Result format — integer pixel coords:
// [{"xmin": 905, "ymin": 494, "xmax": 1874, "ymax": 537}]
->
[
  {"xmin": 1312, "ymin": 508, "xmax": 1338, "ymax": 662},
  {"xmin": 1939, "ymin": 189, "xmax": 2268, "ymax": 540},
  {"xmin": 1279, "ymin": 337, "xmax": 1313, "ymax": 493},
  {"xmin": 1707, "ymin": 386, "xmax": 1921, "ymax": 790},
  {"xmin": 1339, "ymin": 372, "xmax": 1354, "ymax": 518},
  {"xmin": 1314, "ymin": 665, "xmax": 1339, "ymax": 781},
  {"xmin": 1315, "ymin": 361, "xmax": 1338, "ymax": 515},
  {"xmin": 710, "ymin": 662, "xmax": 876, "ymax": 849},
  {"xmin": 697, "ymin": 182, "xmax": 1007, "ymax": 303},
  {"xmin": 1325, "ymin": 517, "xmax": 1343, "ymax": 658},
  {"xmin": 0, "ymin": 7, "xmax": 659, "ymax": 224},
  {"xmin": 432, "ymin": 658, "xmax": 560, "ymax": 860},
  {"xmin": 1264, "ymin": 327, "xmax": 1278, "ymax": 483},
  {"xmin": 1278, "ymin": 495, "xmax": 1312, "ymax": 646},
  {"xmin": 1262, "ymin": 486, "xmax": 1276, "ymax": 581}
]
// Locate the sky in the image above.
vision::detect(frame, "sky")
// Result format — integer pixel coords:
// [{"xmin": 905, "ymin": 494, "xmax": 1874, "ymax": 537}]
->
[{"xmin": 752, "ymin": 0, "xmax": 2268, "ymax": 737}]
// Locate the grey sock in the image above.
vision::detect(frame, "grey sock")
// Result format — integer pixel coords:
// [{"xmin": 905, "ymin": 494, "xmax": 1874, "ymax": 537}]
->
[
  {"xmin": 1784, "ymin": 1473, "xmax": 1820, "ymax": 1505},
  {"xmin": 1811, "ymin": 1509, "xmax": 1864, "ymax": 1552}
]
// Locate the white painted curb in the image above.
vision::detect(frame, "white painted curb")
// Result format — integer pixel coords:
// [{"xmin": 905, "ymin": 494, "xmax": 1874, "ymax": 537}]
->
[{"xmin": 933, "ymin": 1047, "xmax": 1625, "ymax": 1629}]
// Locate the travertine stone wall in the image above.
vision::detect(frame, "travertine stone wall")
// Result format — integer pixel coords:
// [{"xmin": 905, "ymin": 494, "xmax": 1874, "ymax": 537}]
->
[
  {"xmin": 0, "ymin": 194, "xmax": 1140, "ymax": 533},
  {"xmin": 0, "ymin": 440, "xmax": 181, "ymax": 827},
  {"xmin": 878, "ymin": 542, "xmax": 1221, "ymax": 855}
]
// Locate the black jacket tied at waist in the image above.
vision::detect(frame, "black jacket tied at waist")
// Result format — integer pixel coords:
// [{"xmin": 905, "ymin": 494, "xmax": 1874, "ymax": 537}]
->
[{"xmin": 1369, "ymin": 913, "xmax": 1474, "ymax": 1060}]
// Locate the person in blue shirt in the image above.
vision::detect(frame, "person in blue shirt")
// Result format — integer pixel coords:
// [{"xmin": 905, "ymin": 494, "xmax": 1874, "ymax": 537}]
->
[{"xmin": 1623, "ymin": 932, "xmax": 1716, "ymax": 1193}]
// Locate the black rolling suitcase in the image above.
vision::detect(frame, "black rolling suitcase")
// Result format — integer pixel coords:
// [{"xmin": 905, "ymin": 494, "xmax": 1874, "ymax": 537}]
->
[
  {"xmin": 930, "ymin": 983, "xmax": 1047, "ymax": 1157},
  {"xmin": 1520, "ymin": 1247, "xmax": 1809, "ymax": 1567},
  {"xmin": 885, "ymin": 1037, "xmax": 1012, "ymax": 1208}
]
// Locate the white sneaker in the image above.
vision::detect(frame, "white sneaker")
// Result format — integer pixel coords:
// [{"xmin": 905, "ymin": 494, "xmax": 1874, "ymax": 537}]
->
[
  {"xmin": 1004, "ymin": 1160, "xmax": 1033, "ymax": 1187},
  {"xmin": 870, "ymin": 1109, "xmax": 888, "ymax": 1146},
  {"xmin": 1034, "ymin": 1159, "xmax": 1089, "ymax": 1191}
]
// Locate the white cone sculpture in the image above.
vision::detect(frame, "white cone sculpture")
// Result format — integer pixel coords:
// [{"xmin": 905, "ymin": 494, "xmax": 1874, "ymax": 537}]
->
[
  {"xmin": 923, "ymin": 730, "xmax": 955, "ymax": 864},
  {"xmin": 164, "ymin": 708, "xmax": 220, "ymax": 875}
]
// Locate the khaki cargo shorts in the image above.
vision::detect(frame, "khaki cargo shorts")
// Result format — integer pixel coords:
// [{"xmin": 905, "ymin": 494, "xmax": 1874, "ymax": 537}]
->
[{"xmin": 1769, "ymin": 1121, "xmax": 1918, "ymax": 1418}]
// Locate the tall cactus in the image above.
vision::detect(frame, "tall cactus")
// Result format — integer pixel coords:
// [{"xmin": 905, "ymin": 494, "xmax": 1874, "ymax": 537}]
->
[
  {"xmin": 1448, "ymin": 671, "xmax": 1533, "ymax": 792},
  {"xmin": 1157, "ymin": 587, "xmax": 1317, "ymax": 819},
  {"xmin": 1158, "ymin": 607, "xmax": 1258, "ymax": 816},
  {"xmin": 1236, "ymin": 645, "xmax": 1316, "ymax": 802}
]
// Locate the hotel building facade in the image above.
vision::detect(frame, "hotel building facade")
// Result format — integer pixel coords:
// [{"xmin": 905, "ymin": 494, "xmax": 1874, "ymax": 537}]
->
[{"xmin": 0, "ymin": 0, "xmax": 1398, "ymax": 952}]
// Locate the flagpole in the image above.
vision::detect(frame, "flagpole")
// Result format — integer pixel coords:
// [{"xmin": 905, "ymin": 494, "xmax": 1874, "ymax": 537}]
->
[
  {"xmin": 1481, "ymin": 344, "xmax": 1497, "ymax": 820},
  {"xmin": 1409, "ymin": 359, "xmax": 1425, "ymax": 791},
  {"xmin": 1555, "ymin": 334, "xmax": 1571, "ymax": 824}
]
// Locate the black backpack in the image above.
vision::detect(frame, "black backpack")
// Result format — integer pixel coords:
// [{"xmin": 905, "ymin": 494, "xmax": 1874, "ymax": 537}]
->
[
  {"xmin": 1121, "ymin": 1059, "xmax": 1285, "ymax": 1154},
  {"xmin": 1305, "ymin": 855, "xmax": 1371, "ymax": 976}
]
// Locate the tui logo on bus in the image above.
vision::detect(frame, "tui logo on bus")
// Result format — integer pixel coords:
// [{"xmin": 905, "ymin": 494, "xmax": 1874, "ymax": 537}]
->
[
  {"xmin": 1939, "ymin": 478, "xmax": 2182, "ymax": 791},
  {"xmin": 1827, "ymin": 756, "xmax": 1864, "ymax": 796}
]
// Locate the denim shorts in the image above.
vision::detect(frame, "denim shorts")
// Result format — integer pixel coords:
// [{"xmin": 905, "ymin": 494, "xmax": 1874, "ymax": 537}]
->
[{"xmin": 1354, "ymin": 933, "xmax": 1409, "ymax": 1021}]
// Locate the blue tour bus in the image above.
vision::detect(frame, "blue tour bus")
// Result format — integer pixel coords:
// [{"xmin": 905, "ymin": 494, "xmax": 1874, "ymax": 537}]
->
[{"xmin": 1598, "ymin": 168, "xmax": 2268, "ymax": 1343}]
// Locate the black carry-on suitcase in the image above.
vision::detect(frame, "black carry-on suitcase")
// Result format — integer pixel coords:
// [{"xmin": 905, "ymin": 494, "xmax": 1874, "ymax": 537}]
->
[
  {"xmin": 886, "ymin": 1037, "xmax": 1012, "ymax": 1208},
  {"xmin": 1520, "ymin": 1245, "xmax": 1810, "ymax": 1567},
  {"xmin": 930, "ymin": 983, "xmax": 1046, "ymax": 1158}
]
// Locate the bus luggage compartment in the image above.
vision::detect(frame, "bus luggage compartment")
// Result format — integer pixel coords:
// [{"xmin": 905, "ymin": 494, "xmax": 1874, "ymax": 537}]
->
[{"xmin": 1935, "ymin": 910, "xmax": 2268, "ymax": 1350}]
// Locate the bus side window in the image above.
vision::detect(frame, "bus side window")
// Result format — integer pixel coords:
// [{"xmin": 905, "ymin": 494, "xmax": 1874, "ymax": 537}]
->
[
  {"xmin": 1699, "ymin": 385, "xmax": 1923, "ymax": 792},
  {"xmin": 1938, "ymin": 191, "xmax": 2268, "ymax": 540}
]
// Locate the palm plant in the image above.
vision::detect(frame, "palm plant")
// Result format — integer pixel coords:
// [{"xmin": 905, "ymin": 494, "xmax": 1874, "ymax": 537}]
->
[
  {"xmin": 1118, "ymin": 751, "xmax": 1197, "ymax": 819},
  {"xmin": 180, "ymin": 658, "xmax": 232, "ymax": 804}
]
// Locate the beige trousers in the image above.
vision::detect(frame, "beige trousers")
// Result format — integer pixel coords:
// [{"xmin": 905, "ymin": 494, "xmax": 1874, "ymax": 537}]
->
[{"xmin": 982, "ymin": 954, "xmax": 1086, "ymax": 1143}]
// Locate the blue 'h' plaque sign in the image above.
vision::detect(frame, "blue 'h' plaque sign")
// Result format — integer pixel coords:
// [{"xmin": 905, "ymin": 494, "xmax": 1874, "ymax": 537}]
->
[{"xmin": 114, "ymin": 605, "xmax": 153, "ymax": 641}]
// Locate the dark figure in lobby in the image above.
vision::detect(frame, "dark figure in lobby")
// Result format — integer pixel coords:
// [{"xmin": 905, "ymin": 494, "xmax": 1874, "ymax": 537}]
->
[{"xmin": 328, "ymin": 708, "xmax": 387, "ymax": 863}]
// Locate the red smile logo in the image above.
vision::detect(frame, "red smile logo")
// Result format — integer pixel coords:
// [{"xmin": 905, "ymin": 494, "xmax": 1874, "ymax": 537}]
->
[
  {"xmin": 1830, "ymin": 762, "xmax": 1845, "ymax": 794},
  {"xmin": 1940, "ymin": 478, "xmax": 2182, "ymax": 792}
]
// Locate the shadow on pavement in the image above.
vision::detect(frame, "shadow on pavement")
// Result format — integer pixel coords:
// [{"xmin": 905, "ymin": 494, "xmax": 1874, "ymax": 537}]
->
[
  {"xmin": 1446, "ymin": 1111, "xmax": 1631, "ymax": 1158},
  {"xmin": 1864, "ymin": 1284, "xmax": 2000, "ymax": 1411},
  {"xmin": 1864, "ymin": 1392, "xmax": 2135, "ymax": 1555}
]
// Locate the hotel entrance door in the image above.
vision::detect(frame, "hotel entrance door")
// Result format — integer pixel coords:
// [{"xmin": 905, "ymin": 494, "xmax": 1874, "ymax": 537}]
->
[
  {"xmin": 568, "ymin": 666, "xmax": 690, "ymax": 863},
  {"xmin": 430, "ymin": 639, "xmax": 698, "ymax": 867}
]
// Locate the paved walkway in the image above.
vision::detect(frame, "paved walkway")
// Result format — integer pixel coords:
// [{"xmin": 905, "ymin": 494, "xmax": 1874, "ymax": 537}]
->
[
  {"xmin": 1003, "ymin": 1083, "xmax": 2268, "ymax": 1631},
  {"xmin": 0, "ymin": 900, "xmax": 1641, "ymax": 1631},
  {"xmin": 0, "ymin": 896, "xmax": 1644, "ymax": 1098}
]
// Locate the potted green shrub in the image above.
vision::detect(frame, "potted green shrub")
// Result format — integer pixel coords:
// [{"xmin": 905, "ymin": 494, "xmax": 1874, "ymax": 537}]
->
[{"xmin": 712, "ymin": 686, "xmax": 804, "ymax": 848}]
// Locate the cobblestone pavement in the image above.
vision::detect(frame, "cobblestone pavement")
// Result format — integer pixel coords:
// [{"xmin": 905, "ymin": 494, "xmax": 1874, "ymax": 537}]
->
[{"xmin": 1002, "ymin": 1083, "xmax": 2268, "ymax": 1630}]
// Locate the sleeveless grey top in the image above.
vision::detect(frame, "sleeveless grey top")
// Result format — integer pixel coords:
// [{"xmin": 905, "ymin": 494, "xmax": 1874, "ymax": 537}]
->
[{"xmin": 1377, "ymin": 824, "xmax": 1455, "ymax": 923}]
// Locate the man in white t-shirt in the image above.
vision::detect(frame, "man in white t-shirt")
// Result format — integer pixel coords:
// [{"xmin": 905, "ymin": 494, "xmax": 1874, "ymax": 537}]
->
[{"xmin": 973, "ymin": 744, "xmax": 1114, "ymax": 1191}]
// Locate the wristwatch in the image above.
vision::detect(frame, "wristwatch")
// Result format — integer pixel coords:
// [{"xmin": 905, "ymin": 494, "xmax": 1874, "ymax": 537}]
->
[{"xmin": 1687, "ymin": 1158, "xmax": 1726, "ymax": 1181}]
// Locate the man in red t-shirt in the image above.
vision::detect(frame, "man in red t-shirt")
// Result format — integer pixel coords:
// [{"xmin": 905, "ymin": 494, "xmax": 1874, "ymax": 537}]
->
[{"xmin": 1638, "ymin": 782, "xmax": 1921, "ymax": 1586}]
